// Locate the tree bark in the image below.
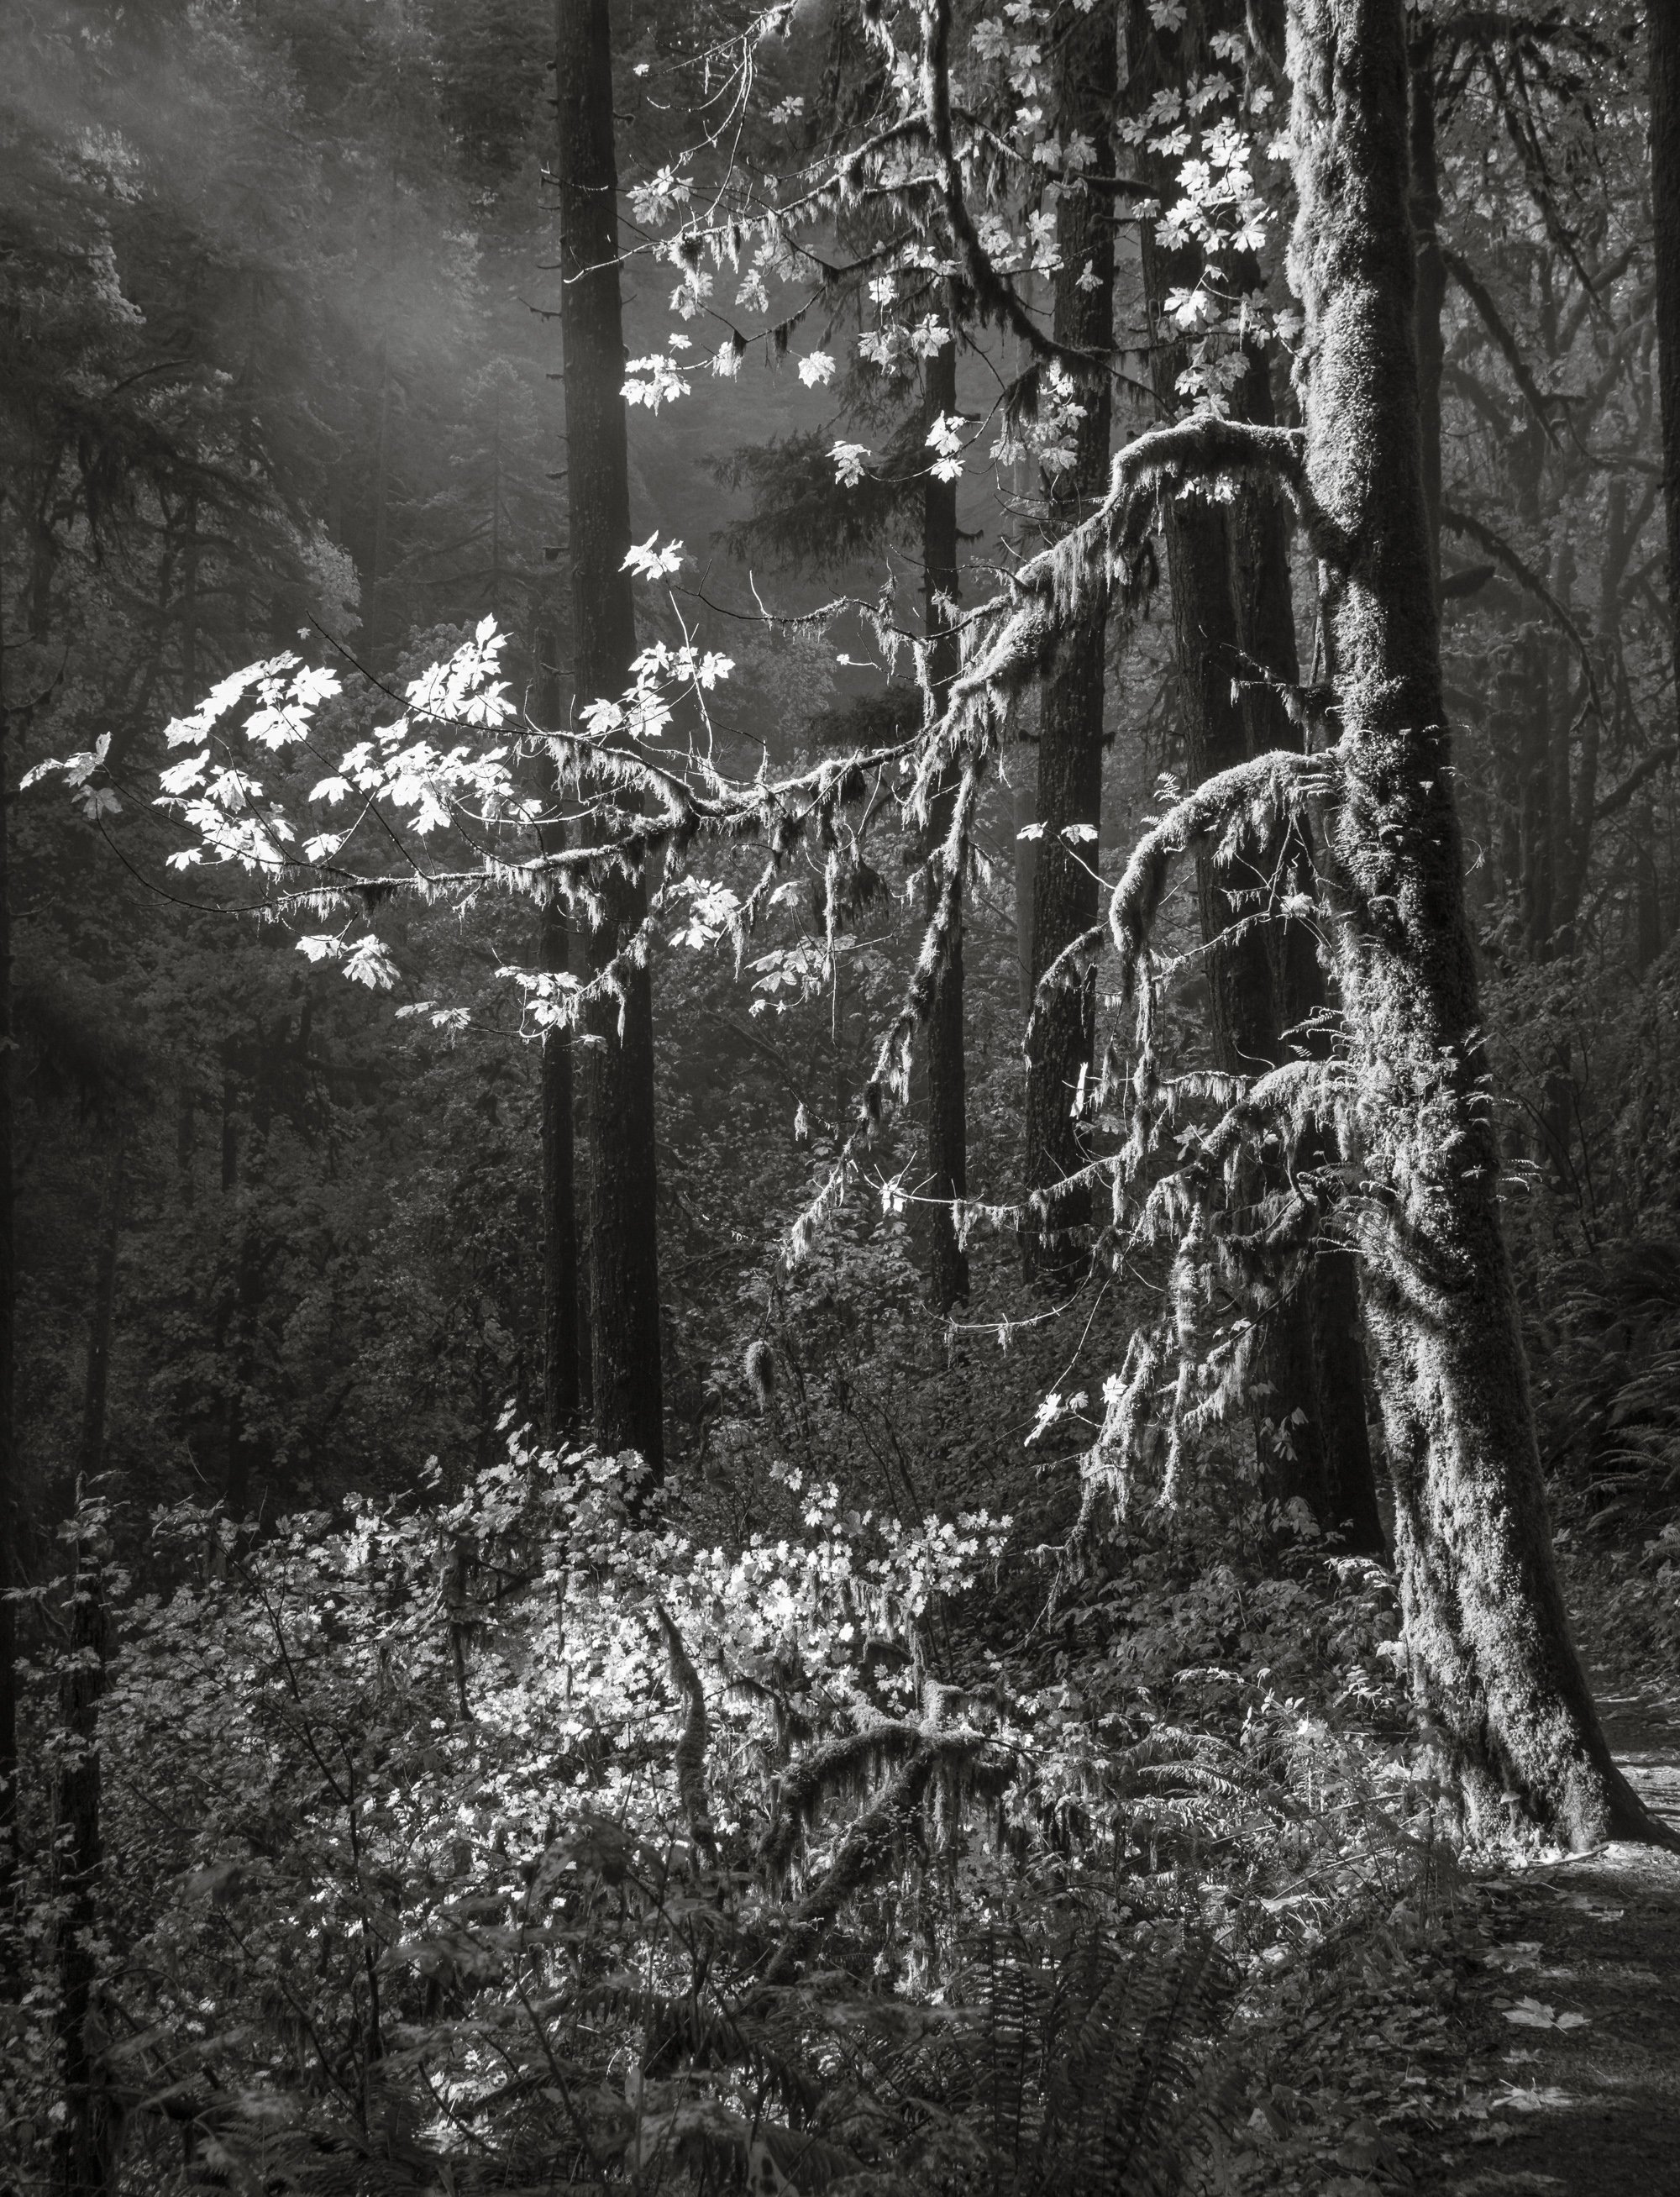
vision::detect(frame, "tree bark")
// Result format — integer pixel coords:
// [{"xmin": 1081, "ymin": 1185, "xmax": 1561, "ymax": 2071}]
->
[
  {"xmin": 79, "ymin": 1148, "xmax": 124, "ymax": 1488},
  {"xmin": 1289, "ymin": 0, "xmax": 1656, "ymax": 1844},
  {"xmin": 537, "ymin": 628, "xmax": 582, "ymax": 1437},
  {"xmin": 555, "ymin": 0, "xmax": 664, "ymax": 1475},
  {"xmin": 219, "ymin": 1037, "xmax": 266, "ymax": 1523},
  {"xmin": 56, "ymin": 1159, "xmax": 123, "ymax": 2193},
  {"xmin": 921, "ymin": 297, "xmax": 969, "ymax": 1313},
  {"xmin": 0, "ymin": 553, "xmax": 16, "ymax": 1924},
  {"xmin": 1024, "ymin": 0, "xmax": 1116, "ymax": 1272},
  {"xmin": 1409, "ymin": 18, "xmax": 1445, "ymax": 592},
  {"xmin": 1652, "ymin": 0, "xmax": 1680, "ymax": 705}
]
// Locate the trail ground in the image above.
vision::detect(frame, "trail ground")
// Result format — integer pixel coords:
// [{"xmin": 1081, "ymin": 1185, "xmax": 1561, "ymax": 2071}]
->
[
  {"xmin": 1221, "ymin": 1683, "xmax": 1680, "ymax": 2195},
  {"xmin": 1414, "ymin": 1686, "xmax": 1680, "ymax": 2196}
]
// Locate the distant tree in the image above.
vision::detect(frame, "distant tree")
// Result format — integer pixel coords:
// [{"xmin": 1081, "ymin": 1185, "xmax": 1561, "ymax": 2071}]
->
[
  {"xmin": 554, "ymin": 0, "xmax": 664, "ymax": 1474},
  {"xmin": 1021, "ymin": 0, "xmax": 1119, "ymax": 1273},
  {"xmin": 1651, "ymin": 0, "xmax": 1680, "ymax": 721}
]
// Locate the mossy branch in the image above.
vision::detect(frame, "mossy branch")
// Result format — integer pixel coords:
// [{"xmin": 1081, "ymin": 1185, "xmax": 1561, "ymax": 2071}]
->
[
  {"xmin": 656, "ymin": 1604, "xmax": 716, "ymax": 1865},
  {"xmin": 761, "ymin": 1733, "xmax": 990, "ymax": 1985}
]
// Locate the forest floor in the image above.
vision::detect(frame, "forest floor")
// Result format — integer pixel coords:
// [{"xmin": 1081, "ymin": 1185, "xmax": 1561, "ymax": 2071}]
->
[
  {"xmin": 1407, "ymin": 1680, "xmax": 1680, "ymax": 2197},
  {"xmin": 1224, "ymin": 1679, "xmax": 1680, "ymax": 2195}
]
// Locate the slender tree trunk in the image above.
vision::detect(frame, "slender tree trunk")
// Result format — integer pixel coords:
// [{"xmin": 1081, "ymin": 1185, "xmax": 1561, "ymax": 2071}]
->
[
  {"xmin": 1635, "ymin": 795, "xmax": 1664, "ymax": 973},
  {"xmin": 555, "ymin": 0, "xmax": 664, "ymax": 1474},
  {"xmin": 921, "ymin": 299, "xmax": 969, "ymax": 1312},
  {"xmin": 370, "ymin": 342, "xmax": 391, "ymax": 657},
  {"xmin": 1409, "ymin": 20, "xmax": 1445, "ymax": 591},
  {"xmin": 1652, "ymin": 0, "xmax": 1680, "ymax": 705},
  {"xmin": 220, "ymin": 1037, "xmax": 265, "ymax": 1522},
  {"xmin": 79, "ymin": 1149, "xmax": 124, "ymax": 1487},
  {"xmin": 1024, "ymin": 0, "xmax": 1116, "ymax": 1270},
  {"xmin": 537, "ymin": 628, "xmax": 581, "ymax": 1436},
  {"xmin": 1289, "ymin": 0, "xmax": 1656, "ymax": 1844},
  {"xmin": 0, "ymin": 546, "xmax": 17, "ymax": 1923},
  {"xmin": 1013, "ymin": 759, "xmax": 1037, "ymax": 1014}
]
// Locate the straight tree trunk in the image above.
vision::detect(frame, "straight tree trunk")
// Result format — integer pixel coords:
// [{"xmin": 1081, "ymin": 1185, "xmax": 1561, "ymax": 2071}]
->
[
  {"xmin": 79, "ymin": 1149, "xmax": 124, "ymax": 1487},
  {"xmin": 1652, "ymin": 0, "xmax": 1680, "ymax": 702},
  {"xmin": 1131, "ymin": 0, "xmax": 1382, "ymax": 1549},
  {"xmin": 1289, "ymin": 0, "xmax": 1656, "ymax": 1843},
  {"xmin": 537, "ymin": 628, "xmax": 582, "ymax": 1436},
  {"xmin": 1024, "ymin": 0, "xmax": 1117, "ymax": 1270},
  {"xmin": 555, "ymin": 0, "xmax": 663, "ymax": 1474},
  {"xmin": 921, "ymin": 298, "xmax": 969, "ymax": 1312},
  {"xmin": 220, "ymin": 1037, "xmax": 265, "ymax": 1522},
  {"xmin": 0, "ymin": 558, "xmax": 16, "ymax": 1921},
  {"xmin": 1409, "ymin": 18, "xmax": 1446, "ymax": 590}
]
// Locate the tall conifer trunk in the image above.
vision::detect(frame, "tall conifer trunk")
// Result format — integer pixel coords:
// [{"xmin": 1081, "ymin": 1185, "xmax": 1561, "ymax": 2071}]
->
[
  {"xmin": 0, "ymin": 561, "xmax": 16, "ymax": 1919},
  {"xmin": 1652, "ymin": 0, "xmax": 1680, "ymax": 712},
  {"xmin": 1289, "ymin": 0, "xmax": 1655, "ymax": 1842},
  {"xmin": 555, "ymin": 0, "xmax": 663, "ymax": 1474},
  {"xmin": 921, "ymin": 298, "xmax": 969, "ymax": 1312},
  {"xmin": 1024, "ymin": 0, "xmax": 1117, "ymax": 1269}
]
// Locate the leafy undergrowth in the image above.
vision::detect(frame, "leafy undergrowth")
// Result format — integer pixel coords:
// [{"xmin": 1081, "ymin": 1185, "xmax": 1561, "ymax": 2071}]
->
[{"xmin": 1, "ymin": 1443, "xmax": 1465, "ymax": 2194}]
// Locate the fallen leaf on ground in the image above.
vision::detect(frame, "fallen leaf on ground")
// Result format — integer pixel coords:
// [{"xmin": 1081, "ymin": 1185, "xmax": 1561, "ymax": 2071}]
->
[
  {"xmin": 1560, "ymin": 1895, "xmax": 1623, "ymax": 1921},
  {"xmin": 1500, "ymin": 1997, "xmax": 1590, "ymax": 2031},
  {"xmin": 1492, "ymin": 2084, "xmax": 1574, "ymax": 2114}
]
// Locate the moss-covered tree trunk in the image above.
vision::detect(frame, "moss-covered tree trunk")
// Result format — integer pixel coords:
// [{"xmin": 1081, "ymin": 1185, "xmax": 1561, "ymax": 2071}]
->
[
  {"xmin": 921, "ymin": 305, "xmax": 969, "ymax": 1312},
  {"xmin": 556, "ymin": 0, "xmax": 663, "ymax": 1475},
  {"xmin": 1023, "ymin": 0, "xmax": 1116, "ymax": 1270},
  {"xmin": 1289, "ymin": 0, "xmax": 1654, "ymax": 1843}
]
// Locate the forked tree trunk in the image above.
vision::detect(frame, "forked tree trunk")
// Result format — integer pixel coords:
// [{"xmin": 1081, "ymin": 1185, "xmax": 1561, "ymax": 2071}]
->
[
  {"xmin": 556, "ymin": 0, "xmax": 664, "ymax": 1475},
  {"xmin": 1023, "ymin": 0, "xmax": 1116, "ymax": 1271},
  {"xmin": 921, "ymin": 299, "xmax": 969, "ymax": 1313},
  {"xmin": 1289, "ymin": 0, "xmax": 1656, "ymax": 1843}
]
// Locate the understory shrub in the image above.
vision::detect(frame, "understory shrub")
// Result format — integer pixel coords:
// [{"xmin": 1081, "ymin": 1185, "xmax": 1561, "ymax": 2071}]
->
[{"xmin": 0, "ymin": 1443, "xmax": 1446, "ymax": 2194}]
